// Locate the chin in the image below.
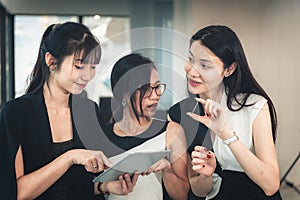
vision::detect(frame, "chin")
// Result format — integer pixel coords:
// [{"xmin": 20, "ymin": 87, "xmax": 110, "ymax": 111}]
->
[
  {"xmin": 188, "ymin": 87, "xmax": 200, "ymax": 95},
  {"xmin": 71, "ymin": 89, "xmax": 84, "ymax": 95}
]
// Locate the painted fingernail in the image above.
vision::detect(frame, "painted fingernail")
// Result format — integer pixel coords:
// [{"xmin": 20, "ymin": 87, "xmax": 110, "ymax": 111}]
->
[
  {"xmin": 203, "ymin": 147, "xmax": 207, "ymax": 151},
  {"xmin": 207, "ymin": 154, "xmax": 212, "ymax": 159}
]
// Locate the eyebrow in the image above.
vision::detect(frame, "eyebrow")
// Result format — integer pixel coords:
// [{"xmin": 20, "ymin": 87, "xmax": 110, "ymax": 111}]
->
[
  {"xmin": 189, "ymin": 50, "xmax": 213, "ymax": 64},
  {"xmin": 150, "ymin": 81, "xmax": 161, "ymax": 86},
  {"xmin": 200, "ymin": 58, "xmax": 213, "ymax": 63}
]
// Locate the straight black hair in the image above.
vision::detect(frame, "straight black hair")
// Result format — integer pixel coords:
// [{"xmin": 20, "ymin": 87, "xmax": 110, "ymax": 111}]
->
[
  {"xmin": 26, "ymin": 22, "xmax": 101, "ymax": 94},
  {"xmin": 110, "ymin": 53, "xmax": 157, "ymax": 124},
  {"xmin": 191, "ymin": 25, "xmax": 277, "ymax": 141}
]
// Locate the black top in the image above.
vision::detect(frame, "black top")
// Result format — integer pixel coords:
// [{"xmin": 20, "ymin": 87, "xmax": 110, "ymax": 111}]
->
[
  {"xmin": 50, "ymin": 139, "xmax": 74, "ymax": 199},
  {"xmin": 99, "ymin": 118, "xmax": 169, "ymax": 159},
  {"xmin": 100, "ymin": 118, "xmax": 173, "ymax": 199},
  {"xmin": 0, "ymin": 92, "xmax": 104, "ymax": 200},
  {"xmin": 168, "ymin": 97, "xmax": 209, "ymax": 200}
]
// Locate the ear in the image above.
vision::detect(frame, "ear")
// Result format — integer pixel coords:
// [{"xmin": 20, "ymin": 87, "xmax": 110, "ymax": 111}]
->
[
  {"xmin": 45, "ymin": 52, "xmax": 57, "ymax": 70},
  {"xmin": 224, "ymin": 62, "xmax": 237, "ymax": 77}
]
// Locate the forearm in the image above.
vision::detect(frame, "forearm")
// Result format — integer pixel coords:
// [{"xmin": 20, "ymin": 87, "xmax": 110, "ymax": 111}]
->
[
  {"xmin": 17, "ymin": 151, "xmax": 73, "ymax": 200},
  {"xmin": 228, "ymin": 141, "xmax": 280, "ymax": 195},
  {"xmin": 190, "ymin": 174, "xmax": 213, "ymax": 197},
  {"xmin": 162, "ymin": 166, "xmax": 189, "ymax": 200}
]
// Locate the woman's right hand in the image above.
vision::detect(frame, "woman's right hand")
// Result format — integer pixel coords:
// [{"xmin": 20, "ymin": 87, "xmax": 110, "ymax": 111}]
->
[
  {"xmin": 191, "ymin": 146, "xmax": 216, "ymax": 177},
  {"xmin": 67, "ymin": 149, "xmax": 112, "ymax": 173}
]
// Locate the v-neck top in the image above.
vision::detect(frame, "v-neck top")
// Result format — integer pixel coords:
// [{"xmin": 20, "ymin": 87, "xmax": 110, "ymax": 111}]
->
[{"xmin": 0, "ymin": 92, "xmax": 102, "ymax": 200}]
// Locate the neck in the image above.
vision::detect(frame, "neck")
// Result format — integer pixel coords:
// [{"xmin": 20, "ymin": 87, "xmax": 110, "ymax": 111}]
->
[
  {"xmin": 202, "ymin": 85, "xmax": 224, "ymax": 103},
  {"xmin": 43, "ymin": 82, "xmax": 70, "ymax": 109},
  {"xmin": 114, "ymin": 106, "xmax": 151, "ymax": 136}
]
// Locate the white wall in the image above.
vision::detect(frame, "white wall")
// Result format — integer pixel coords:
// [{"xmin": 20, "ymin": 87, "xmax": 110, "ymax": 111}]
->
[{"xmin": 174, "ymin": 0, "xmax": 300, "ymax": 185}]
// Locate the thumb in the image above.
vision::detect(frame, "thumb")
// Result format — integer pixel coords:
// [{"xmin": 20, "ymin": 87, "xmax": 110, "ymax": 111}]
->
[
  {"xmin": 186, "ymin": 112, "xmax": 209, "ymax": 126},
  {"xmin": 195, "ymin": 97, "xmax": 206, "ymax": 105}
]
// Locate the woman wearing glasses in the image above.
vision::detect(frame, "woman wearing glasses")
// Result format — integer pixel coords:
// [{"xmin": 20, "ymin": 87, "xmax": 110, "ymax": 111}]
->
[{"xmin": 98, "ymin": 53, "xmax": 189, "ymax": 199}]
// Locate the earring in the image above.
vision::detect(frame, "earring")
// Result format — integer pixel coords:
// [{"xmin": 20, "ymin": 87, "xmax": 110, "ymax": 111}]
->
[
  {"xmin": 49, "ymin": 62, "xmax": 57, "ymax": 72},
  {"xmin": 121, "ymin": 99, "xmax": 126, "ymax": 107},
  {"xmin": 49, "ymin": 67, "xmax": 57, "ymax": 72}
]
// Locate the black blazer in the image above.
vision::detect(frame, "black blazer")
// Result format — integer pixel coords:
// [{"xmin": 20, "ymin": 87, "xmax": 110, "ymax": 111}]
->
[{"xmin": 0, "ymin": 92, "xmax": 104, "ymax": 200}]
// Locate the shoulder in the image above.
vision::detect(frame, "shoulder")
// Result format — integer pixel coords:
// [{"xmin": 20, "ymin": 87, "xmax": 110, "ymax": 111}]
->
[
  {"xmin": 231, "ymin": 93, "xmax": 267, "ymax": 110},
  {"xmin": 1, "ymin": 93, "xmax": 39, "ymax": 114},
  {"xmin": 168, "ymin": 97, "xmax": 195, "ymax": 121},
  {"xmin": 166, "ymin": 121, "xmax": 184, "ymax": 137}
]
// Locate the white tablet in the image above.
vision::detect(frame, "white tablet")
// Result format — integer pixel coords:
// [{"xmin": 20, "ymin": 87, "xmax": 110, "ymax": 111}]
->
[{"xmin": 93, "ymin": 150, "xmax": 173, "ymax": 182}]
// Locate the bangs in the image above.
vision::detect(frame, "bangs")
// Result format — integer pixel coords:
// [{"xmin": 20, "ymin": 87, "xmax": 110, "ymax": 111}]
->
[{"xmin": 73, "ymin": 34, "xmax": 101, "ymax": 64}]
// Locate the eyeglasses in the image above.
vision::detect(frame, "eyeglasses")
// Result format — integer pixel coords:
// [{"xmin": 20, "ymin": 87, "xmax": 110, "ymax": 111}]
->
[{"xmin": 139, "ymin": 83, "xmax": 166, "ymax": 98}]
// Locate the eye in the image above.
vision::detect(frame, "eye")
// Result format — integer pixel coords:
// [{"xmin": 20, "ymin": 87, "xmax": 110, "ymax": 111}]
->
[
  {"xmin": 91, "ymin": 66, "xmax": 96, "ymax": 70},
  {"xmin": 74, "ymin": 65, "xmax": 84, "ymax": 70},
  {"xmin": 201, "ymin": 63, "xmax": 210, "ymax": 69},
  {"xmin": 188, "ymin": 56, "xmax": 194, "ymax": 63}
]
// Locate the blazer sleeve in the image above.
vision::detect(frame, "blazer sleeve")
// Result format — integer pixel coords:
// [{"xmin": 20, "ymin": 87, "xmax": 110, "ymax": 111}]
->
[{"xmin": 0, "ymin": 103, "xmax": 20, "ymax": 200}]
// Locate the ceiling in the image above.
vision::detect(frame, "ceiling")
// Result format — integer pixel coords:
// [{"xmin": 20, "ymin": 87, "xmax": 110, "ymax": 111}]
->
[{"xmin": 0, "ymin": 0, "xmax": 172, "ymax": 16}]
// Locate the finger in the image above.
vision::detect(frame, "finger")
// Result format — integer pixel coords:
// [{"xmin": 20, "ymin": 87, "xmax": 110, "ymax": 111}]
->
[
  {"xmin": 207, "ymin": 101, "xmax": 214, "ymax": 118},
  {"xmin": 124, "ymin": 173, "xmax": 134, "ymax": 192},
  {"xmin": 187, "ymin": 112, "xmax": 210, "ymax": 127},
  {"xmin": 194, "ymin": 146, "xmax": 208, "ymax": 152},
  {"xmin": 212, "ymin": 109, "xmax": 218, "ymax": 119},
  {"xmin": 186, "ymin": 112, "xmax": 205, "ymax": 124},
  {"xmin": 204, "ymin": 99, "xmax": 212, "ymax": 116},
  {"xmin": 99, "ymin": 152, "xmax": 113, "ymax": 168},
  {"xmin": 131, "ymin": 172, "xmax": 139, "ymax": 187},
  {"xmin": 92, "ymin": 162, "xmax": 99, "ymax": 172},
  {"xmin": 206, "ymin": 151, "xmax": 212, "ymax": 159},
  {"xmin": 119, "ymin": 176, "xmax": 128, "ymax": 195},
  {"xmin": 191, "ymin": 158, "xmax": 206, "ymax": 165},
  {"xmin": 191, "ymin": 151, "xmax": 201, "ymax": 158},
  {"xmin": 96, "ymin": 160, "xmax": 104, "ymax": 172},
  {"xmin": 191, "ymin": 151, "xmax": 207, "ymax": 159},
  {"xmin": 192, "ymin": 164, "xmax": 205, "ymax": 171},
  {"xmin": 194, "ymin": 97, "xmax": 206, "ymax": 105}
]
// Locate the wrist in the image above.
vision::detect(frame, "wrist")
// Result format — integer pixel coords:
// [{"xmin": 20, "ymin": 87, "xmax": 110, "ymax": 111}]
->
[
  {"xmin": 222, "ymin": 131, "xmax": 239, "ymax": 145},
  {"xmin": 64, "ymin": 150, "xmax": 75, "ymax": 167},
  {"xmin": 97, "ymin": 182, "xmax": 110, "ymax": 195},
  {"xmin": 219, "ymin": 127, "xmax": 235, "ymax": 140}
]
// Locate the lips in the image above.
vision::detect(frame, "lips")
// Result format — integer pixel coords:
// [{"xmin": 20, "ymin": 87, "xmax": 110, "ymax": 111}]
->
[
  {"xmin": 75, "ymin": 83, "xmax": 87, "ymax": 89},
  {"xmin": 188, "ymin": 78, "xmax": 202, "ymax": 87},
  {"xmin": 147, "ymin": 103, "xmax": 158, "ymax": 111}
]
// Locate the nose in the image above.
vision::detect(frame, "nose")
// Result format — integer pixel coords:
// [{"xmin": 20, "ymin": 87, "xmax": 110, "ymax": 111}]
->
[
  {"xmin": 185, "ymin": 61, "xmax": 200, "ymax": 77},
  {"xmin": 81, "ymin": 67, "xmax": 95, "ymax": 82},
  {"xmin": 149, "ymin": 89, "xmax": 160, "ymax": 100}
]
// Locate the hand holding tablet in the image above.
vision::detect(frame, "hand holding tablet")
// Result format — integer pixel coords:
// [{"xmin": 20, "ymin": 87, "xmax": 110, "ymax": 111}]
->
[{"xmin": 93, "ymin": 150, "xmax": 173, "ymax": 182}]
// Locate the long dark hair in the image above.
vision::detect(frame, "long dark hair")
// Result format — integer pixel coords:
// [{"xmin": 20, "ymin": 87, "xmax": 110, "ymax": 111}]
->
[
  {"xmin": 26, "ymin": 22, "xmax": 101, "ymax": 94},
  {"xmin": 191, "ymin": 25, "xmax": 277, "ymax": 141},
  {"xmin": 110, "ymin": 53, "xmax": 157, "ymax": 124}
]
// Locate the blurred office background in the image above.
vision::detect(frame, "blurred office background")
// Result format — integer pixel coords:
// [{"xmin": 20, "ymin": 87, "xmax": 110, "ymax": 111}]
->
[{"xmin": 0, "ymin": 0, "xmax": 299, "ymax": 198}]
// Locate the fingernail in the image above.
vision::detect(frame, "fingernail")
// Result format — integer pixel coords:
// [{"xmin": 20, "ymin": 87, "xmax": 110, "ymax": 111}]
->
[
  {"xmin": 206, "ymin": 154, "xmax": 212, "ymax": 159},
  {"xmin": 203, "ymin": 147, "xmax": 207, "ymax": 151}
]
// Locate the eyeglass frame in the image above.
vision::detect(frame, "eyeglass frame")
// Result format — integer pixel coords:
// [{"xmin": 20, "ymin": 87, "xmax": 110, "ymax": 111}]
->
[{"xmin": 137, "ymin": 83, "xmax": 166, "ymax": 98}]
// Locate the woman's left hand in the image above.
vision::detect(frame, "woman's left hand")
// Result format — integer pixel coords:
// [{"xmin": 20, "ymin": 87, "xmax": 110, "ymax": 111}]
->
[
  {"xmin": 141, "ymin": 158, "xmax": 171, "ymax": 176},
  {"xmin": 187, "ymin": 97, "xmax": 228, "ymax": 136},
  {"xmin": 103, "ymin": 172, "xmax": 139, "ymax": 195}
]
